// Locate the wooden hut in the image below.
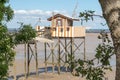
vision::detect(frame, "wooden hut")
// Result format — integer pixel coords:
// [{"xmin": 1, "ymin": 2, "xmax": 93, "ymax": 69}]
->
[
  {"xmin": 35, "ymin": 14, "xmax": 86, "ymax": 74},
  {"xmin": 47, "ymin": 13, "xmax": 86, "ymax": 38}
]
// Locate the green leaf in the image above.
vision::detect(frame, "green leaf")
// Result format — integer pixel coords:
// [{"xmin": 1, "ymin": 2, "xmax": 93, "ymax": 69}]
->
[
  {"xmin": 78, "ymin": 59, "xmax": 84, "ymax": 66},
  {"xmin": 15, "ymin": 24, "xmax": 36, "ymax": 44}
]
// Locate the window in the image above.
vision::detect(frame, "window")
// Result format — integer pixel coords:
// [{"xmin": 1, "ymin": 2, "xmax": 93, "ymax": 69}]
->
[
  {"xmin": 67, "ymin": 27, "xmax": 69, "ymax": 31},
  {"xmin": 61, "ymin": 28, "xmax": 63, "ymax": 32},
  {"xmin": 56, "ymin": 19, "xmax": 62, "ymax": 26},
  {"xmin": 53, "ymin": 28, "xmax": 56, "ymax": 31}
]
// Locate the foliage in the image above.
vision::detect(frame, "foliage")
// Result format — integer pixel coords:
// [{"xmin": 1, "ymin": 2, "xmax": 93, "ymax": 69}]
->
[
  {"xmin": 96, "ymin": 31, "xmax": 114, "ymax": 66},
  {"xmin": 0, "ymin": 23, "xmax": 36, "ymax": 79},
  {"xmin": 79, "ymin": 10, "xmax": 104, "ymax": 25},
  {"xmin": 0, "ymin": 0, "xmax": 14, "ymax": 24},
  {"xmin": 0, "ymin": 0, "xmax": 14, "ymax": 79},
  {"xmin": 67, "ymin": 54, "xmax": 77, "ymax": 72},
  {"xmin": 67, "ymin": 11, "xmax": 113, "ymax": 79},
  {"xmin": 73, "ymin": 31, "xmax": 114, "ymax": 80},
  {"xmin": 15, "ymin": 24, "xmax": 36, "ymax": 44},
  {"xmin": 79, "ymin": 10, "xmax": 95, "ymax": 25},
  {"xmin": 0, "ymin": 25, "xmax": 15, "ymax": 79}
]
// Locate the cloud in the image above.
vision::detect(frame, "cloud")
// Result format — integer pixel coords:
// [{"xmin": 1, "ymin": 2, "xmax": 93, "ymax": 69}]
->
[
  {"xmin": 8, "ymin": 10, "xmax": 108, "ymax": 29},
  {"xmin": 14, "ymin": 10, "xmax": 27, "ymax": 14},
  {"xmin": 12, "ymin": 9, "xmax": 70, "ymax": 27},
  {"xmin": 14, "ymin": 9, "xmax": 69, "ymax": 16},
  {"xmin": 14, "ymin": 10, "xmax": 45, "ymax": 15}
]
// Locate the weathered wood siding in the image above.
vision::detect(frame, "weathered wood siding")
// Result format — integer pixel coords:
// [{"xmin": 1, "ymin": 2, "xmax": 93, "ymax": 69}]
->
[{"xmin": 51, "ymin": 27, "xmax": 85, "ymax": 37}]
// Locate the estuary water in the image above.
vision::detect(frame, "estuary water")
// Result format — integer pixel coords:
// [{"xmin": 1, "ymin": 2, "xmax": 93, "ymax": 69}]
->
[{"xmin": 14, "ymin": 33, "xmax": 116, "ymax": 66}]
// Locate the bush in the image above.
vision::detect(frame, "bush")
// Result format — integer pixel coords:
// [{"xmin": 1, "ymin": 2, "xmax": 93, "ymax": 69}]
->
[{"xmin": 0, "ymin": 25, "xmax": 15, "ymax": 79}]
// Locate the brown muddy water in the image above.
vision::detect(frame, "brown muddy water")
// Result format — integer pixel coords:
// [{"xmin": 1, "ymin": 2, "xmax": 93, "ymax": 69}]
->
[{"xmin": 14, "ymin": 33, "xmax": 115, "ymax": 66}]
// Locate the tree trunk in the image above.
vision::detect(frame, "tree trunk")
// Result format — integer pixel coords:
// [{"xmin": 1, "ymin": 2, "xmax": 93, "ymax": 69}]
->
[{"xmin": 99, "ymin": 0, "xmax": 120, "ymax": 80}]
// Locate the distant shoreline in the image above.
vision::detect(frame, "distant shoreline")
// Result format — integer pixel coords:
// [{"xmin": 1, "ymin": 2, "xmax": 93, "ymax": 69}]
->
[
  {"xmin": 86, "ymin": 29, "xmax": 110, "ymax": 33},
  {"xmin": 8, "ymin": 28, "xmax": 110, "ymax": 33}
]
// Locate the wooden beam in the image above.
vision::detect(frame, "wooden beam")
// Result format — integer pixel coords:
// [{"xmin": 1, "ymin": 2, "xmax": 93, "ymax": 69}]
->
[
  {"xmin": 44, "ymin": 42, "xmax": 47, "ymax": 73},
  {"xmin": 24, "ymin": 43, "xmax": 27, "ymax": 78},
  {"xmin": 27, "ymin": 44, "xmax": 30, "ymax": 76},
  {"xmin": 84, "ymin": 37, "xmax": 86, "ymax": 60},
  {"xmin": 35, "ymin": 42, "xmax": 38, "ymax": 76},
  {"xmin": 51, "ymin": 43, "xmax": 54, "ymax": 73}
]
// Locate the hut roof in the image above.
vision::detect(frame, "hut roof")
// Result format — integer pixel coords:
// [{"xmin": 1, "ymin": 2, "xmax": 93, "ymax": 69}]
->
[{"xmin": 47, "ymin": 13, "xmax": 79, "ymax": 21}]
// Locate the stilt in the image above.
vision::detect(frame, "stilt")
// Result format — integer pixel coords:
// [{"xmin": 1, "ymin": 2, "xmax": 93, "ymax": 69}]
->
[
  {"xmin": 13, "ymin": 61, "xmax": 16, "ymax": 80},
  {"xmin": 27, "ymin": 43, "xmax": 30, "ymax": 76},
  {"xmin": 84, "ymin": 37, "xmax": 86, "ymax": 60},
  {"xmin": 65, "ymin": 37, "xmax": 68, "ymax": 72},
  {"xmin": 44, "ymin": 42, "xmax": 47, "ymax": 73},
  {"xmin": 51, "ymin": 43, "xmax": 54, "ymax": 73},
  {"xmin": 24, "ymin": 43, "xmax": 27, "ymax": 79},
  {"xmin": 70, "ymin": 36, "xmax": 74, "ymax": 72},
  {"xmin": 35, "ymin": 42, "xmax": 38, "ymax": 76},
  {"xmin": 58, "ymin": 37, "xmax": 61, "ymax": 74}
]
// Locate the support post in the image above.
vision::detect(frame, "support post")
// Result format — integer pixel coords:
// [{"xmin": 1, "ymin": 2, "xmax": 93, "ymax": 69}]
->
[
  {"xmin": 58, "ymin": 37, "xmax": 61, "ymax": 74},
  {"xmin": 44, "ymin": 42, "xmax": 47, "ymax": 73},
  {"xmin": 13, "ymin": 61, "xmax": 16, "ymax": 80},
  {"xmin": 35, "ymin": 42, "xmax": 38, "ymax": 76},
  {"xmin": 65, "ymin": 38, "xmax": 67, "ymax": 62},
  {"xmin": 24, "ymin": 43, "xmax": 27, "ymax": 78},
  {"xmin": 27, "ymin": 43, "xmax": 30, "ymax": 76},
  {"xmin": 51, "ymin": 43, "xmax": 54, "ymax": 73},
  {"xmin": 70, "ymin": 37, "xmax": 73, "ymax": 72},
  {"xmin": 84, "ymin": 37, "xmax": 86, "ymax": 60},
  {"xmin": 70, "ymin": 27, "xmax": 74, "ymax": 72},
  {"xmin": 65, "ymin": 37, "xmax": 68, "ymax": 72}
]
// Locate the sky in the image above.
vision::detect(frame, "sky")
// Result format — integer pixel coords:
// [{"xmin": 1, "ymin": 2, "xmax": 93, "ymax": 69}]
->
[{"xmin": 7, "ymin": 0, "xmax": 108, "ymax": 29}]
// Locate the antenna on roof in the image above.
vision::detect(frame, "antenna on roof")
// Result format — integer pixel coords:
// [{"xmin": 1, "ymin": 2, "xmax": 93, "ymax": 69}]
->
[
  {"xmin": 72, "ymin": 0, "xmax": 78, "ymax": 18},
  {"xmin": 52, "ymin": 12, "xmax": 55, "ymax": 27},
  {"xmin": 38, "ymin": 18, "xmax": 41, "ymax": 23}
]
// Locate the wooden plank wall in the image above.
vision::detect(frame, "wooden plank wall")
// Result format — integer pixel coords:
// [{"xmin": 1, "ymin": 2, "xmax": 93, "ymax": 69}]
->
[{"xmin": 51, "ymin": 27, "xmax": 86, "ymax": 38}]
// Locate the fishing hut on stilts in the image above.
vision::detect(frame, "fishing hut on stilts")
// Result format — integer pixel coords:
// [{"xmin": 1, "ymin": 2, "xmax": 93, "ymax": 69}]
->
[
  {"xmin": 36, "ymin": 13, "xmax": 86, "ymax": 74},
  {"xmin": 11, "ymin": 13, "xmax": 86, "ymax": 80}
]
